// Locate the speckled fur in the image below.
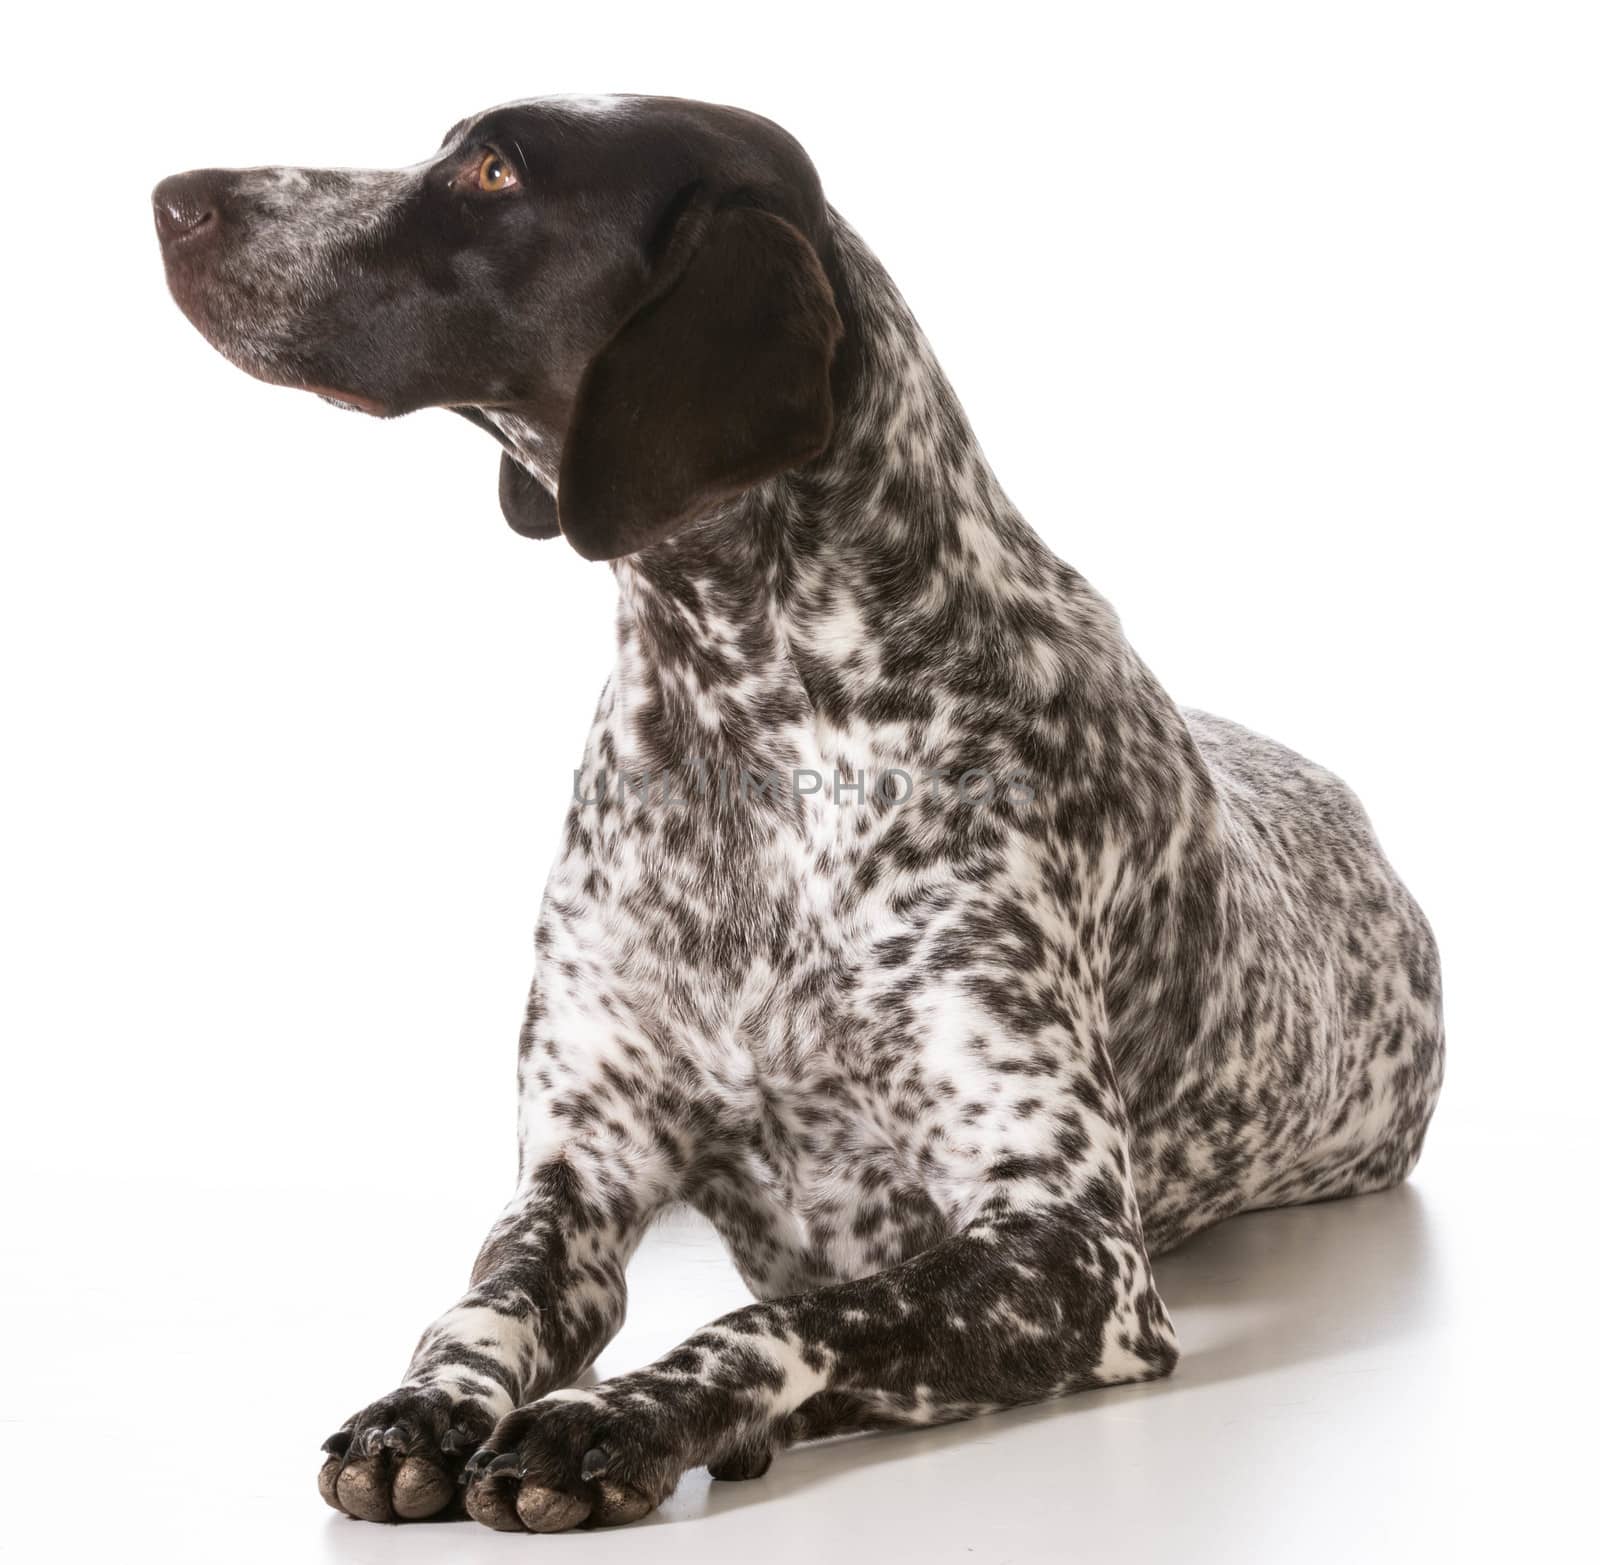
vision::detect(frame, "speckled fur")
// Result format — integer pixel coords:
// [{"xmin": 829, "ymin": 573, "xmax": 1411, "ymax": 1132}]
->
[{"xmin": 156, "ymin": 97, "xmax": 1443, "ymax": 1532}]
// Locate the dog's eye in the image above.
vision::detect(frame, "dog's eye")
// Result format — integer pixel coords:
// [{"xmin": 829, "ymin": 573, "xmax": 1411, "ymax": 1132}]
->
[{"xmin": 476, "ymin": 151, "xmax": 518, "ymax": 193}]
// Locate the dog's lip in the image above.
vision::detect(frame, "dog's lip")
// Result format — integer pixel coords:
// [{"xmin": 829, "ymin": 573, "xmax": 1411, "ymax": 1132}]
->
[{"xmin": 299, "ymin": 383, "xmax": 393, "ymax": 417}]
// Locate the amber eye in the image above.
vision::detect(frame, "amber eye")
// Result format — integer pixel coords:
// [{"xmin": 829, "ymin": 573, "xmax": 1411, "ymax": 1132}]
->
[{"xmin": 475, "ymin": 150, "xmax": 518, "ymax": 192}]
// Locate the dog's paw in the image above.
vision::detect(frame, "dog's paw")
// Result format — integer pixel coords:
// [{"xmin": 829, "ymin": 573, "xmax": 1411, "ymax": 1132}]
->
[
  {"xmin": 706, "ymin": 1436, "xmax": 775, "ymax": 1482},
  {"xmin": 462, "ymin": 1388, "xmax": 714, "ymax": 1532},
  {"xmin": 318, "ymin": 1385, "xmax": 494, "ymax": 1523}
]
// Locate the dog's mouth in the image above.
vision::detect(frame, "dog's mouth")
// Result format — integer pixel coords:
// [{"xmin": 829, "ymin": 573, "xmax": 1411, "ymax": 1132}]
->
[{"xmin": 162, "ymin": 276, "xmax": 399, "ymax": 418}]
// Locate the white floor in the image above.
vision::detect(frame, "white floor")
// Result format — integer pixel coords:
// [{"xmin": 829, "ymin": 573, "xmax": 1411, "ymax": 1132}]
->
[{"xmin": 4, "ymin": 1120, "xmax": 1584, "ymax": 1563}]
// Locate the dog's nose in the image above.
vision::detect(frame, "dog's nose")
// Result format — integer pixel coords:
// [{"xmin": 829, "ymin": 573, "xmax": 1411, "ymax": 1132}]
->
[{"xmin": 152, "ymin": 171, "xmax": 224, "ymax": 247}]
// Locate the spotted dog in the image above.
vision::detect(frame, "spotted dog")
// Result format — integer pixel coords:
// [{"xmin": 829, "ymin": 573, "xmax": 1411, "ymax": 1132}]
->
[{"xmin": 154, "ymin": 95, "xmax": 1444, "ymax": 1532}]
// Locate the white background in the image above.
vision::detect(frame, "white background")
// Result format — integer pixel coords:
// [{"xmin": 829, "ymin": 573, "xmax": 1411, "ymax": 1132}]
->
[{"xmin": 3, "ymin": 3, "xmax": 1596, "ymax": 1561}]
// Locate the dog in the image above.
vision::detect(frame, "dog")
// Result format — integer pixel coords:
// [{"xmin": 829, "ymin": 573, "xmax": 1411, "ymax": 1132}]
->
[{"xmin": 154, "ymin": 94, "xmax": 1444, "ymax": 1532}]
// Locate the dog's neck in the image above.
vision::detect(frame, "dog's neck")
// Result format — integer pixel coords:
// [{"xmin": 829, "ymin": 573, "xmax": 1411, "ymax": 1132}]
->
[{"xmin": 604, "ymin": 213, "xmax": 1132, "ymax": 764}]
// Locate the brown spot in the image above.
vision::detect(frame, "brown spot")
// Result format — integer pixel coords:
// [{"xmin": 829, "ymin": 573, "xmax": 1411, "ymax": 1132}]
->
[
  {"xmin": 464, "ymin": 1473, "xmax": 524, "ymax": 1531},
  {"xmin": 590, "ymin": 1480, "xmax": 656, "ymax": 1527},
  {"xmin": 392, "ymin": 1456, "xmax": 454, "ymax": 1519},
  {"xmin": 516, "ymin": 1482, "xmax": 593, "ymax": 1532},
  {"xmin": 335, "ymin": 1458, "xmax": 396, "ymax": 1522},
  {"xmin": 317, "ymin": 1457, "xmax": 345, "ymax": 1514}
]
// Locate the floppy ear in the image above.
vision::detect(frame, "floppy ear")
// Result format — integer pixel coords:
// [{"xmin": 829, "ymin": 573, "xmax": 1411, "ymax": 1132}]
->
[{"xmin": 556, "ymin": 205, "xmax": 844, "ymax": 562}]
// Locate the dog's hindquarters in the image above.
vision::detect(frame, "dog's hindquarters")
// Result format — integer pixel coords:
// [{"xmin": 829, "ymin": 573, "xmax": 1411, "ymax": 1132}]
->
[{"xmin": 1126, "ymin": 712, "xmax": 1444, "ymax": 1252}]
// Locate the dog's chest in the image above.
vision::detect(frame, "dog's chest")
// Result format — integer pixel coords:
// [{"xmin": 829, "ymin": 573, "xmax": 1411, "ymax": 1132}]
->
[
  {"xmin": 549, "ymin": 650, "xmax": 961, "ymax": 1207},
  {"xmin": 570, "ymin": 690, "xmax": 919, "ymax": 1044}
]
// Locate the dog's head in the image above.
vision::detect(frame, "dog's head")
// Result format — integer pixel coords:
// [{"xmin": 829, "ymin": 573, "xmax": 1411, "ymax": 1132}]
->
[{"xmin": 153, "ymin": 96, "xmax": 844, "ymax": 560}]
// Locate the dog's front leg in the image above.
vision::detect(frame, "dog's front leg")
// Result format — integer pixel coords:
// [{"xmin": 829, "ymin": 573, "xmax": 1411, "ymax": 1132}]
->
[
  {"xmin": 462, "ymin": 1016, "xmax": 1179, "ymax": 1530},
  {"xmin": 319, "ymin": 1132, "xmax": 672, "ymax": 1523}
]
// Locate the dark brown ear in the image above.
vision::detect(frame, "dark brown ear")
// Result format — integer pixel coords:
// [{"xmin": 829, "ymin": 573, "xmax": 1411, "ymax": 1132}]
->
[{"xmin": 557, "ymin": 206, "xmax": 843, "ymax": 562}]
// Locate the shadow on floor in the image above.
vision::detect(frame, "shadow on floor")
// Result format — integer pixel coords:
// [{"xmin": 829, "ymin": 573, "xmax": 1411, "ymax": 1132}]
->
[
  {"xmin": 1152, "ymin": 1181, "xmax": 1441, "ymax": 1386},
  {"xmin": 692, "ymin": 1181, "xmax": 1443, "ymax": 1520}
]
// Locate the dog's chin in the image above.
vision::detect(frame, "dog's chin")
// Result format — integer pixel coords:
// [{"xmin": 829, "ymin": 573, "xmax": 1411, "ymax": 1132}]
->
[
  {"xmin": 300, "ymin": 384, "xmax": 395, "ymax": 417},
  {"xmin": 223, "ymin": 344, "xmax": 399, "ymax": 417},
  {"xmin": 217, "ymin": 340, "xmax": 398, "ymax": 418}
]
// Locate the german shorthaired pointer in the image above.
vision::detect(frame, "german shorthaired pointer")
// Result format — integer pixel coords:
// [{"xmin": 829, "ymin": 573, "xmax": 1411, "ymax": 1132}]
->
[{"xmin": 154, "ymin": 94, "xmax": 1444, "ymax": 1532}]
